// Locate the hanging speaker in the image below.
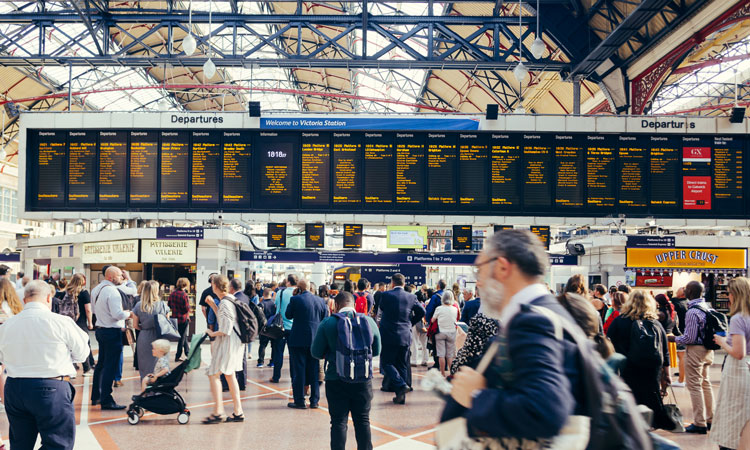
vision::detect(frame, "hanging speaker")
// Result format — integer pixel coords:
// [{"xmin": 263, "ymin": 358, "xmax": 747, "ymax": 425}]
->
[
  {"xmin": 486, "ymin": 104, "xmax": 499, "ymax": 120},
  {"xmin": 729, "ymin": 106, "xmax": 745, "ymax": 123},
  {"xmin": 248, "ymin": 101, "xmax": 261, "ymax": 117}
]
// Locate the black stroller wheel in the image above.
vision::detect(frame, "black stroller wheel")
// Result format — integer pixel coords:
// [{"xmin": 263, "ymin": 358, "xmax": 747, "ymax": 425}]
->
[
  {"xmin": 127, "ymin": 411, "xmax": 140, "ymax": 425},
  {"xmin": 136, "ymin": 406, "xmax": 145, "ymax": 418}
]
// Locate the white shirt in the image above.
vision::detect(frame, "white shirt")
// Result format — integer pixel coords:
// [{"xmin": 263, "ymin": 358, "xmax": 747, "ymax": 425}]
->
[
  {"xmin": 14, "ymin": 287, "xmax": 24, "ymax": 302},
  {"xmin": 0, "ymin": 302, "xmax": 89, "ymax": 377},
  {"xmin": 498, "ymin": 283, "xmax": 551, "ymax": 327},
  {"xmin": 91, "ymin": 280, "xmax": 132, "ymax": 328},
  {"xmin": 434, "ymin": 304, "xmax": 458, "ymax": 332}
]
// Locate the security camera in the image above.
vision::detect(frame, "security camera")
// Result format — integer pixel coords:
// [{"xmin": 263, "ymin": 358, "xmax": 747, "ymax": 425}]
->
[{"xmin": 218, "ymin": 215, "xmax": 223, "ymax": 220}]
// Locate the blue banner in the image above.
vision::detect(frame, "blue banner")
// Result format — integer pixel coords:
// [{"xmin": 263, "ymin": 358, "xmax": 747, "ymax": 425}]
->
[
  {"xmin": 260, "ymin": 117, "xmax": 479, "ymax": 131},
  {"xmin": 241, "ymin": 251, "xmax": 577, "ymax": 266},
  {"xmin": 156, "ymin": 227, "xmax": 204, "ymax": 240}
]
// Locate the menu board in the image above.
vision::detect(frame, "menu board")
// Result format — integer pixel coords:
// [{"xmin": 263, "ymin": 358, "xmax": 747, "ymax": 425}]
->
[
  {"xmin": 490, "ymin": 134, "xmax": 521, "ymax": 207},
  {"xmin": 458, "ymin": 133, "xmax": 489, "ymax": 208},
  {"xmin": 98, "ymin": 131, "xmax": 128, "ymax": 205},
  {"xmin": 305, "ymin": 223, "xmax": 325, "ymax": 248},
  {"xmin": 452, "ymin": 225, "xmax": 472, "ymax": 250},
  {"xmin": 160, "ymin": 131, "xmax": 189, "ymax": 206},
  {"xmin": 222, "ymin": 131, "xmax": 252, "ymax": 207},
  {"xmin": 129, "ymin": 131, "xmax": 159, "ymax": 205},
  {"xmin": 649, "ymin": 136, "xmax": 680, "ymax": 211},
  {"xmin": 554, "ymin": 135, "xmax": 584, "ymax": 208},
  {"xmin": 191, "ymin": 131, "xmax": 221, "ymax": 206},
  {"xmin": 267, "ymin": 223, "xmax": 287, "ymax": 248},
  {"xmin": 257, "ymin": 132, "xmax": 295, "ymax": 209},
  {"xmin": 332, "ymin": 132, "xmax": 362, "ymax": 206},
  {"xmin": 67, "ymin": 131, "xmax": 97, "ymax": 205},
  {"xmin": 586, "ymin": 135, "xmax": 616, "ymax": 209},
  {"xmin": 343, "ymin": 224, "xmax": 363, "ymax": 249},
  {"xmin": 523, "ymin": 134, "xmax": 552, "ymax": 209},
  {"xmin": 363, "ymin": 132, "xmax": 394, "ymax": 206},
  {"xmin": 300, "ymin": 132, "xmax": 330, "ymax": 207},
  {"xmin": 426, "ymin": 133, "xmax": 457, "ymax": 207},
  {"xmin": 681, "ymin": 136, "xmax": 711, "ymax": 211},
  {"xmin": 618, "ymin": 136, "xmax": 648, "ymax": 211},
  {"xmin": 395, "ymin": 133, "xmax": 425, "ymax": 207},
  {"xmin": 34, "ymin": 130, "xmax": 66, "ymax": 207},
  {"xmin": 713, "ymin": 136, "xmax": 744, "ymax": 213}
]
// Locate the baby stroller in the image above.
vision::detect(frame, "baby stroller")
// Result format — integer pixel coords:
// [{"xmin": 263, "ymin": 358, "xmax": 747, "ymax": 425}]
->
[{"xmin": 127, "ymin": 333, "xmax": 208, "ymax": 425}]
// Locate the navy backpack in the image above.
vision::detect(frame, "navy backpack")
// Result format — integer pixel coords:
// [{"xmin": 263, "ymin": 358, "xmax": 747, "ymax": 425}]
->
[{"xmin": 333, "ymin": 312, "xmax": 374, "ymax": 383}]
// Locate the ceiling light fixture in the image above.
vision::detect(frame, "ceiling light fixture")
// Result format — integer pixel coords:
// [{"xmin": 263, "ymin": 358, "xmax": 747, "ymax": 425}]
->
[
  {"xmin": 513, "ymin": 0, "xmax": 528, "ymax": 83},
  {"xmin": 183, "ymin": 0, "xmax": 196, "ymax": 56},
  {"xmin": 530, "ymin": 0, "xmax": 544, "ymax": 59},
  {"xmin": 203, "ymin": 0, "xmax": 216, "ymax": 80}
]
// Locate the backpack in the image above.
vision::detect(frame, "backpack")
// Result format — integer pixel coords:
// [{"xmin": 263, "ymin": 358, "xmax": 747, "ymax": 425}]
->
[
  {"xmin": 333, "ymin": 312, "xmax": 374, "ymax": 383},
  {"xmin": 247, "ymin": 301, "xmax": 267, "ymax": 330},
  {"xmin": 690, "ymin": 303, "xmax": 728, "ymax": 351},
  {"xmin": 627, "ymin": 319, "xmax": 664, "ymax": 367},
  {"xmin": 354, "ymin": 292, "xmax": 368, "ymax": 314},
  {"xmin": 58, "ymin": 292, "xmax": 79, "ymax": 321},
  {"xmin": 226, "ymin": 296, "xmax": 259, "ymax": 344}
]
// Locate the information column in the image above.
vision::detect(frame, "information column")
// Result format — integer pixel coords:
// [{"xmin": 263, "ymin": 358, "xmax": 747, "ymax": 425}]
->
[
  {"xmin": 300, "ymin": 132, "xmax": 331, "ymax": 208},
  {"xmin": 160, "ymin": 131, "xmax": 190, "ymax": 207},
  {"xmin": 426, "ymin": 133, "xmax": 457, "ymax": 210},
  {"xmin": 363, "ymin": 132, "xmax": 394, "ymax": 208},
  {"xmin": 618, "ymin": 136, "xmax": 648, "ymax": 212},
  {"xmin": 98, "ymin": 131, "xmax": 128, "ymax": 206},
  {"xmin": 650, "ymin": 136, "xmax": 680, "ymax": 213},
  {"xmin": 67, "ymin": 130, "xmax": 97, "ymax": 206},
  {"xmin": 222, "ymin": 131, "xmax": 252, "ymax": 208},
  {"xmin": 489, "ymin": 133, "xmax": 521, "ymax": 209},
  {"xmin": 395, "ymin": 133, "xmax": 425, "ymax": 208},
  {"xmin": 681, "ymin": 136, "xmax": 711, "ymax": 211},
  {"xmin": 586, "ymin": 135, "xmax": 616, "ymax": 211},
  {"xmin": 554, "ymin": 134, "xmax": 584, "ymax": 209},
  {"xmin": 191, "ymin": 131, "xmax": 221, "ymax": 207},
  {"xmin": 129, "ymin": 131, "xmax": 158, "ymax": 206},
  {"xmin": 458, "ymin": 133, "xmax": 489, "ymax": 209},
  {"xmin": 332, "ymin": 132, "xmax": 362, "ymax": 207},
  {"xmin": 33, "ymin": 130, "xmax": 66, "ymax": 208},
  {"xmin": 713, "ymin": 135, "xmax": 744, "ymax": 214},
  {"xmin": 523, "ymin": 134, "xmax": 552, "ymax": 210},
  {"xmin": 256, "ymin": 131, "xmax": 296, "ymax": 209}
]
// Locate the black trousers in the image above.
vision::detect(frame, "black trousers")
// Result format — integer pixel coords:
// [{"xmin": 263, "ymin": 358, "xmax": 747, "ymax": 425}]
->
[
  {"xmin": 175, "ymin": 321, "xmax": 190, "ymax": 360},
  {"xmin": 289, "ymin": 346, "xmax": 320, "ymax": 405},
  {"xmin": 91, "ymin": 327, "xmax": 122, "ymax": 406},
  {"xmin": 257, "ymin": 335, "xmax": 275, "ymax": 365},
  {"xmin": 5, "ymin": 378, "xmax": 76, "ymax": 450},
  {"xmin": 325, "ymin": 379, "xmax": 373, "ymax": 450},
  {"xmin": 221, "ymin": 348, "xmax": 247, "ymax": 391},
  {"xmin": 380, "ymin": 344, "xmax": 410, "ymax": 390},
  {"xmin": 271, "ymin": 330, "xmax": 292, "ymax": 382}
]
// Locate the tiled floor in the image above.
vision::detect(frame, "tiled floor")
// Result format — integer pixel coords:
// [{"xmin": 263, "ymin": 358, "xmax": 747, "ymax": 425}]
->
[{"xmin": 0, "ymin": 343, "xmax": 728, "ymax": 449}]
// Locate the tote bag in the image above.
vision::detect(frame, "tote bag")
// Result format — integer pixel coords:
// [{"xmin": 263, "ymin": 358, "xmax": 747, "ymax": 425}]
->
[{"xmin": 154, "ymin": 304, "xmax": 180, "ymax": 342}]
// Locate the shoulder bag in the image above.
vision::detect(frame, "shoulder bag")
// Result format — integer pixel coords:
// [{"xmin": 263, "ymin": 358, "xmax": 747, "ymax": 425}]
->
[{"xmin": 154, "ymin": 303, "xmax": 180, "ymax": 342}]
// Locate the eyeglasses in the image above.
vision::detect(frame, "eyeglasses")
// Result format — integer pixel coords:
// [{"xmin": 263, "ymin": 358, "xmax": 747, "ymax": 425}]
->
[{"xmin": 472, "ymin": 257, "xmax": 497, "ymax": 275}]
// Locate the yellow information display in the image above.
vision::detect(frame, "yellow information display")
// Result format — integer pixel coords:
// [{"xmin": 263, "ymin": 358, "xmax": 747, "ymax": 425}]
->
[{"xmin": 626, "ymin": 248, "xmax": 747, "ymax": 269}]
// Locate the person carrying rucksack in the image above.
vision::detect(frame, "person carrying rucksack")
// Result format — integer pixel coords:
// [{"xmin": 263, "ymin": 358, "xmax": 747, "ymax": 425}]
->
[
  {"xmin": 312, "ymin": 291, "xmax": 381, "ymax": 450},
  {"xmin": 669, "ymin": 280, "xmax": 727, "ymax": 434},
  {"xmin": 354, "ymin": 278, "xmax": 374, "ymax": 315}
]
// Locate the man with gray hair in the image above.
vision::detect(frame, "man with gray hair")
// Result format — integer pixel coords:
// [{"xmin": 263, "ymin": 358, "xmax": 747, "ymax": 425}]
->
[{"xmin": 0, "ymin": 280, "xmax": 88, "ymax": 450}]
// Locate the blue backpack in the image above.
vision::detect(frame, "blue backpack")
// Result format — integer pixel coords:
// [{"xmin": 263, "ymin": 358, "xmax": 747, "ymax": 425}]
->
[{"xmin": 333, "ymin": 312, "xmax": 374, "ymax": 383}]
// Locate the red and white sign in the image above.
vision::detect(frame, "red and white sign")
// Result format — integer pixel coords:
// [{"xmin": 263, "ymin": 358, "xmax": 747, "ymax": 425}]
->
[
  {"xmin": 683, "ymin": 176, "xmax": 711, "ymax": 210},
  {"xmin": 635, "ymin": 274, "xmax": 673, "ymax": 287},
  {"xmin": 682, "ymin": 147, "xmax": 711, "ymax": 163}
]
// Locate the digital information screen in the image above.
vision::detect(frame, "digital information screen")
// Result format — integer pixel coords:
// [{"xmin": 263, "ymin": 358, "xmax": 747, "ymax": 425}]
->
[
  {"xmin": 267, "ymin": 223, "xmax": 287, "ymax": 248},
  {"xmin": 24, "ymin": 128, "xmax": 750, "ymax": 219},
  {"xmin": 452, "ymin": 225, "xmax": 472, "ymax": 250},
  {"xmin": 530, "ymin": 225, "xmax": 551, "ymax": 250},
  {"xmin": 343, "ymin": 224, "xmax": 363, "ymax": 249},
  {"xmin": 305, "ymin": 223, "xmax": 325, "ymax": 248},
  {"xmin": 494, "ymin": 225, "xmax": 514, "ymax": 233}
]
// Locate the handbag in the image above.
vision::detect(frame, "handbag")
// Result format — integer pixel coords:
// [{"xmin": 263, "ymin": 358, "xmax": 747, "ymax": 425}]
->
[
  {"xmin": 427, "ymin": 320, "xmax": 440, "ymax": 339},
  {"xmin": 154, "ymin": 311, "xmax": 180, "ymax": 342},
  {"xmin": 260, "ymin": 312, "xmax": 284, "ymax": 340},
  {"xmin": 662, "ymin": 386, "xmax": 685, "ymax": 433}
]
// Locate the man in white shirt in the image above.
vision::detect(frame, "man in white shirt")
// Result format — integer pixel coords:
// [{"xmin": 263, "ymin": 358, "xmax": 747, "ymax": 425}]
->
[
  {"xmin": 0, "ymin": 280, "xmax": 88, "ymax": 450},
  {"xmin": 14, "ymin": 275, "xmax": 29, "ymax": 303}
]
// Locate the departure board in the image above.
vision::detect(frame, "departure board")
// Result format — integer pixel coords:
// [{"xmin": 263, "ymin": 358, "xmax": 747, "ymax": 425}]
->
[
  {"xmin": 257, "ymin": 132, "xmax": 295, "ymax": 209},
  {"xmin": 426, "ymin": 133, "xmax": 457, "ymax": 207},
  {"xmin": 530, "ymin": 225, "xmax": 551, "ymax": 250},
  {"xmin": 523, "ymin": 134, "xmax": 552, "ymax": 209},
  {"xmin": 650, "ymin": 136, "xmax": 680, "ymax": 211},
  {"xmin": 98, "ymin": 131, "xmax": 128, "ymax": 205},
  {"xmin": 586, "ymin": 135, "xmax": 616, "ymax": 209},
  {"xmin": 363, "ymin": 132, "xmax": 394, "ymax": 206},
  {"xmin": 34, "ymin": 130, "xmax": 66, "ymax": 207},
  {"xmin": 332, "ymin": 132, "xmax": 362, "ymax": 206},
  {"xmin": 300, "ymin": 132, "xmax": 330, "ymax": 207},
  {"xmin": 458, "ymin": 133, "xmax": 489, "ymax": 208},
  {"xmin": 191, "ymin": 131, "xmax": 221, "ymax": 206},
  {"xmin": 554, "ymin": 135, "xmax": 584, "ymax": 208},
  {"xmin": 681, "ymin": 136, "xmax": 711, "ymax": 211},
  {"xmin": 343, "ymin": 224, "xmax": 363, "ymax": 249},
  {"xmin": 160, "ymin": 131, "xmax": 189, "ymax": 206},
  {"xmin": 67, "ymin": 131, "xmax": 97, "ymax": 205},
  {"xmin": 222, "ymin": 131, "xmax": 252, "ymax": 207},
  {"xmin": 490, "ymin": 134, "xmax": 521, "ymax": 207},
  {"xmin": 453, "ymin": 225, "xmax": 472, "ymax": 250},
  {"xmin": 129, "ymin": 131, "xmax": 159, "ymax": 205},
  {"xmin": 395, "ymin": 133, "xmax": 425, "ymax": 207},
  {"xmin": 713, "ymin": 136, "xmax": 744, "ymax": 213},
  {"xmin": 618, "ymin": 136, "xmax": 648, "ymax": 211},
  {"xmin": 267, "ymin": 223, "xmax": 287, "ymax": 248},
  {"xmin": 305, "ymin": 223, "xmax": 325, "ymax": 248},
  {"xmin": 494, "ymin": 225, "xmax": 514, "ymax": 233}
]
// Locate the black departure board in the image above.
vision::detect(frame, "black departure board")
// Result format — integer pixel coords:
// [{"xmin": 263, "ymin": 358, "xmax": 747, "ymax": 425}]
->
[
  {"xmin": 494, "ymin": 225, "xmax": 514, "ymax": 233},
  {"xmin": 222, "ymin": 131, "xmax": 252, "ymax": 207},
  {"xmin": 98, "ymin": 131, "xmax": 128, "ymax": 205},
  {"xmin": 452, "ymin": 225, "xmax": 472, "ymax": 250},
  {"xmin": 305, "ymin": 223, "xmax": 325, "ymax": 248},
  {"xmin": 191, "ymin": 131, "xmax": 221, "ymax": 206},
  {"xmin": 713, "ymin": 136, "xmax": 744, "ymax": 213},
  {"xmin": 458, "ymin": 133, "xmax": 489, "ymax": 208},
  {"xmin": 426, "ymin": 133, "xmax": 457, "ymax": 207},
  {"xmin": 618, "ymin": 136, "xmax": 648, "ymax": 211},
  {"xmin": 490, "ymin": 134, "xmax": 521, "ymax": 207},
  {"xmin": 530, "ymin": 225, "xmax": 550, "ymax": 250},
  {"xmin": 33, "ymin": 130, "xmax": 66, "ymax": 207},
  {"xmin": 523, "ymin": 134, "xmax": 552, "ymax": 209},
  {"xmin": 267, "ymin": 223, "xmax": 287, "ymax": 248},
  {"xmin": 586, "ymin": 135, "xmax": 616, "ymax": 209},
  {"xmin": 343, "ymin": 224, "xmax": 363, "ymax": 249},
  {"xmin": 257, "ymin": 132, "xmax": 295, "ymax": 209},
  {"xmin": 332, "ymin": 132, "xmax": 362, "ymax": 206},
  {"xmin": 67, "ymin": 131, "xmax": 97, "ymax": 205},
  {"xmin": 129, "ymin": 131, "xmax": 159, "ymax": 205},
  {"xmin": 363, "ymin": 132, "xmax": 394, "ymax": 206},
  {"xmin": 160, "ymin": 131, "xmax": 189, "ymax": 206},
  {"xmin": 395, "ymin": 133, "xmax": 425, "ymax": 207},
  {"xmin": 554, "ymin": 135, "xmax": 584, "ymax": 208},
  {"xmin": 650, "ymin": 136, "xmax": 680, "ymax": 211},
  {"xmin": 300, "ymin": 132, "xmax": 330, "ymax": 207},
  {"xmin": 681, "ymin": 136, "xmax": 711, "ymax": 211}
]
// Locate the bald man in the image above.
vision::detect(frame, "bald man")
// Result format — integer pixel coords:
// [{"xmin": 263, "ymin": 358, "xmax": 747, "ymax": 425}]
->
[{"xmin": 90, "ymin": 266, "xmax": 131, "ymax": 410}]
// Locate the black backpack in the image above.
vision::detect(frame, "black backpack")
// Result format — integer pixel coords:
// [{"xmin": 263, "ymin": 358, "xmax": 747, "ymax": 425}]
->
[
  {"xmin": 247, "ymin": 301, "xmax": 267, "ymax": 330},
  {"xmin": 226, "ymin": 296, "xmax": 259, "ymax": 343},
  {"xmin": 627, "ymin": 319, "xmax": 664, "ymax": 367},
  {"xmin": 689, "ymin": 303, "xmax": 728, "ymax": 351}
]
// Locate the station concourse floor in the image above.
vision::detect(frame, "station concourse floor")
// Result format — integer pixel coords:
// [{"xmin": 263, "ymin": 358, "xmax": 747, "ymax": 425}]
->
[{"xmin": 0, "ymin": 342, "xmax": 725, "ymax": 450}]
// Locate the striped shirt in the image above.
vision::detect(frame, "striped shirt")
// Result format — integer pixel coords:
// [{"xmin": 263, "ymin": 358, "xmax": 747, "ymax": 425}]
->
[{"xmin": 675, "ymin": 299, "xmax": 709, "ymax": 346}]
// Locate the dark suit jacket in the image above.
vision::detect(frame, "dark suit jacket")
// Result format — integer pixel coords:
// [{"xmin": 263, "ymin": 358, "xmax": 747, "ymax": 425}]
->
[
  {"xmin": 285, "ymin": 291, "xmax": 328, "ymax": 347},
  {"xmin": 233, "ymin": 291, "xmax": 251, "ymax": 306},
  {"xmin": 460, "ymin": 298, "xmax": 480, "ymax": 324},
  {"xmin": 378, "ymin": 286, "xmax": 425, "ymax": 347}
]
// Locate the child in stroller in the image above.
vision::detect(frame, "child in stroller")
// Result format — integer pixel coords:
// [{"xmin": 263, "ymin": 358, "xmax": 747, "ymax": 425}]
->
[{"xmin": 142, "ymin": 339, "xmax": 172, "ymax": 392}]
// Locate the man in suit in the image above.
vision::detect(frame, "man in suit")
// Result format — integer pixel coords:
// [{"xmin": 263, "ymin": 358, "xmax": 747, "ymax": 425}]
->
[
  {"xmin": 460, "ymin": 289, "xmax": 481, "ymax": 324},
  {"xmin": 378, "ymin": 273, "xmax": 425, "ymax": 404},
  {"xmin": 285, "ymin": 279, "xmax": 328, "ymax": 409}
]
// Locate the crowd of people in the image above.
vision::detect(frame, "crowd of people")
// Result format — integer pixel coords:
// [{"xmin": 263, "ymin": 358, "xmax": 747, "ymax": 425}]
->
[{"xmin": 1, "ymin": 230, "xmax": 750, "ymax": 450}]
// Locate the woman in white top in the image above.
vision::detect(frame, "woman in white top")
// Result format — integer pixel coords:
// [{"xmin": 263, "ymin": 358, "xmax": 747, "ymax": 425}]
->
[
  {"xmin": 204, "ymin": 275, "xmax": 245, "ymax": 424},
  {"xmin": 431, "ymin": 290, "xmax": 459, "ymax": 377}
]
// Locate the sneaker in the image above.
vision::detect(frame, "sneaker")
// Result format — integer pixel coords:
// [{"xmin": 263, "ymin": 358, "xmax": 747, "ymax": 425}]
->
[
  {"xmin": 671, "ymin": 381, "xmax": 685, "ymax": 387},
  {"xmin": 256, "ymin": 363, "xmax": 264, "ymax": 368},
  {"xmin": 685, "ymin": 424, "xmax": 708, "ymax": 434},
  {"xmin": 268, "ymin": 363, "xmax": 274, "ymax": 368}
]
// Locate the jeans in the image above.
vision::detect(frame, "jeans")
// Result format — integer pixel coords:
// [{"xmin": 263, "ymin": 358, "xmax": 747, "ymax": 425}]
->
[
  {"xmin": 289, "ymin": 346, "xmax": 320, "ymax": 405},
  {"xmin": 91, "ymin": 328, "xmax": 123, "ymax": 406},
  {"xmin": 271, "ymin": 330, "xmax": 292, "ymax": 382},
  {"xmin": 176, "ymin": 321, "xmax": 190, "ymax": 360},
  {"xmin": 5, "ymin": 378, "xmax": 76, "ymax": 450},
  {"xmin": 325, "ymin": 379, "xmax": 373, "ymax": 450},
  {"xmin": 116, "ymin": 351, "xmax": 123, "ymax": 382},
  {"xmin": 380, "ymin": 344, "xmax": 410, "ymax": 390}
]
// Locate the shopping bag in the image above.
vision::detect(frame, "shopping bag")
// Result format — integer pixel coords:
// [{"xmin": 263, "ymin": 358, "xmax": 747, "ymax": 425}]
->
[{"xmin": 663, "ymin": 386, "xmax": 685, "ymax": 433}]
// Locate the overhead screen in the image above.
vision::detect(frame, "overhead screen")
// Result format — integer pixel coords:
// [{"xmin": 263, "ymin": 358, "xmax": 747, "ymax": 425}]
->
[{"xmin": 26, "ymin": 129, "xmax": 747, "ymax": 217}]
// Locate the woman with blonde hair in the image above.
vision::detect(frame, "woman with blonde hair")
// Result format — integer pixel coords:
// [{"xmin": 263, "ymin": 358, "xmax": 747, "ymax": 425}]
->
[
  {"xmin": 712, "ymin": 277, "xmax": 750, "ymax": 450},
  {"xmin": 0, "ymin": 278, "xmax": 22, "ymax": 417},
  {"xmin": 131, "ymin": 280, "xmax": 171, "ymax": 380},
  {"xmin": 607, "ymin": 290, "xmax": 673, "ymax": 430}
]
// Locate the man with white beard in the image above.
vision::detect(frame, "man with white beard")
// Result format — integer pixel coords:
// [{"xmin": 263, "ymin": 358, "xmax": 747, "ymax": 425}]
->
[{"xmin": 449, "ymin": 229, "xmax": 587, "ymax": 443}]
